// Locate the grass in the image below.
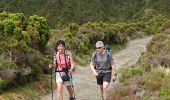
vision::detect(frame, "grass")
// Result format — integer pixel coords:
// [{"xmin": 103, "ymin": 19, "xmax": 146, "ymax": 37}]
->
[{"xmin": 0, "ymin": 74, "xmax": 54, "ymax": 100}]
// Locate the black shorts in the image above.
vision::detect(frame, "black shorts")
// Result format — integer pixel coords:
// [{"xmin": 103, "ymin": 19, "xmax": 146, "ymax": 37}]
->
[{"xmin": 96, "ymin": 72, "xmax": 111, "ymax": 85}]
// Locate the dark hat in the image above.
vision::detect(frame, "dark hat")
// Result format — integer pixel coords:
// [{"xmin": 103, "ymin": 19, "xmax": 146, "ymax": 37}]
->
[{"xmin": 56, "ymin": 39, "xmax": 65, "ymax": 47}]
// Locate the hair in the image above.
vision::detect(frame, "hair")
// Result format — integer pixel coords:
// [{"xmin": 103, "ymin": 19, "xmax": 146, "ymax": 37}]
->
[{"xmin": 55, "ymin": 40, "xmax": 65, "ymax": 51}]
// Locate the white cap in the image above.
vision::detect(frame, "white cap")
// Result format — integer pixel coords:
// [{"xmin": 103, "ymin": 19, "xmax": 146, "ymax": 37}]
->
[{"xmin": 96, "ymin": 41, "xmax": 104, "ymax": 48}]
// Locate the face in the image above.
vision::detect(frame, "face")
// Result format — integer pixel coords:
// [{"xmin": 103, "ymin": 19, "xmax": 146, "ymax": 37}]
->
[
  {"xmin": 96, "ymin": 46, "xmax": 104, "ymax": 54},
  {"xmin": 57, "ymin": 44, "xmax": 65, "ymax": 53}
]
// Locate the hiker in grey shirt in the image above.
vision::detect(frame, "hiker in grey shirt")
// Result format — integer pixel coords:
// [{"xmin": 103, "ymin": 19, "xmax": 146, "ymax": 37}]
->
[{"xmin": 90, "ymin": 41, "xmax": 116, "ymax": 100}]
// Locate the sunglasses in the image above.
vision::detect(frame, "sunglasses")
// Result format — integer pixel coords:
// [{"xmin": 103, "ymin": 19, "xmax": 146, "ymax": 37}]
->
[{"xmin": 96, "ymin": 47, "xmax": 102, "ymax": 49}]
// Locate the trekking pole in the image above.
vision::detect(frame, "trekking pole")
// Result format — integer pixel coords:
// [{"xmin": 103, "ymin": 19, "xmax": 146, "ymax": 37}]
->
[
  {"xmin": 70, "ymin": 73, "xmax": 75, "ymax": 99},
  {"xmin": 50, "ymin": 67, "xmax": 53, "ymax": 100}
]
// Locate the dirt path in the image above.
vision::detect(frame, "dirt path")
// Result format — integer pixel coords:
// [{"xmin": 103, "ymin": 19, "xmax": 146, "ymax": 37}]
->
[{"xmin": 41, "ymin": 36, "xmax": 152, "ymax": 100}]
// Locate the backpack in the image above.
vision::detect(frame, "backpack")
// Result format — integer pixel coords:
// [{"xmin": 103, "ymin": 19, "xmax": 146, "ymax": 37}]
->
[
  {"xmin": 93, "ymin": 45, "xmax": 112, "ymax": 70},
  {"xmin": 105, "ymin": 44, "xmax": 112, "ymax": 53}
]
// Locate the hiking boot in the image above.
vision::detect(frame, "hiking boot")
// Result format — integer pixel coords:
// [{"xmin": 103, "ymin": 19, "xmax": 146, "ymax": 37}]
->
[{"xmin": 69, "ymin": 97, "xmax": 75, "ymax": 100}]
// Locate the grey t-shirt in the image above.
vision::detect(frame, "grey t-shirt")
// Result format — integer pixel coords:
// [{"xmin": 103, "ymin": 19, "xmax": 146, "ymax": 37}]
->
[{"xmin": 91, "ymin": 50, "xmax": 114, "ymax": 73}]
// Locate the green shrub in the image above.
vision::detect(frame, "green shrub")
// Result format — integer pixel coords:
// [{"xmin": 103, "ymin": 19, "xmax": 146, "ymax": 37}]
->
[
  {"xmin": 158, "ymin": 73, "xmax": 170, "ymax": 98},
  {"xmin": 142, "ymin": 63, "xmax": 151, "ymax": 72},
  {"xmin": 162, "ymin": 20, "xmax": 170, "ymax": 30},
  {"xmin": 74, "ymin": 54, "xmax": 90, "ymax": 66},
  {"xmin": 0, "ymin": 47, "xmax": 3, "ymax": 55},
  {"xmin": 144, "ymin": 68, "xmax": 165, "ymax": 92},
  {"xmin": 0, "ymin": 62, "xmax": 17, "ymax": 70},
  {"xmin": 119, "ymin": 68, "xmax": 131, "ymax": 84},
  {"xmin": 158, "ymin": 87, "xmax": 170, "ymax": 97},
  {"xmin": 69, "ymin": 23, "xmax": 79, "ymax": 33},
  {"xmin": 128, "ymin": 67, "xmax": 143, "ymax": 76},
  {"xmin": 139, "ymin": 33, "xmax": 170, "ymax": 68},
  {"xmin": 145, "ymin": 80, "xmax": 162, "ymax": 92},
  {"xmin": 0, "ymin": 79, "xmax": 6, "ymax": 93},
  {"xmin": 143, "ymin": 96, "xmax": 150, "ymax": 100}
]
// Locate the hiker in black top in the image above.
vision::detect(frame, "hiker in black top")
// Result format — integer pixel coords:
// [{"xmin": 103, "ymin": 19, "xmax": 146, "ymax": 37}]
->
[{"xmin": 90, "ymin": 41, "xmax": 116, "ymax": 100}]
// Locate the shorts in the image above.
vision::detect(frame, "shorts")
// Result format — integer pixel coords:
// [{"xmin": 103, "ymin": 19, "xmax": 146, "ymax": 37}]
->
[
  {"xmin": 96, "ymin": 72, "xmax": 111, "ymax": 85},
  {"xmin": 55, "ymin": 72, "xmax": 72, "ymax": 86}
]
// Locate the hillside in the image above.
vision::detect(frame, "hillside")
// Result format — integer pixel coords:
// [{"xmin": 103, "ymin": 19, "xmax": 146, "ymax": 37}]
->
[
  {"xmin": 0, "ymin": 1, "xmax": 170, "ymax": 99},
  {"xmin": 113, "ymin": 21, "xmax": 170, "ymax": 99},
  {"xmin": 0, "ymin": 0, "xmax": 169, "ymax": 27}
]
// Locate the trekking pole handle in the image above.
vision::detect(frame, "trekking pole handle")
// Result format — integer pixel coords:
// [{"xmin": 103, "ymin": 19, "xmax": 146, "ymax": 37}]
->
[{"xmin": 49, "ymin": 63, "xmax": 55, "ymax": 69}]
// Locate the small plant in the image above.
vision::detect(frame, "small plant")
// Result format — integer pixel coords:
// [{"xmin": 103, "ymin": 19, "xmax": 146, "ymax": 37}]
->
[
  {"xmin": 119, "ymin": 68, "xmax": 131, "ymax": 84},
  {"xmin": 158, "ymin": 87, "xmax": 170, "ymax": 97},
  {"xmin": 142, "ymin": 63, "xmax": 151, "ymax": 72},
  {"xmin": 128, "ymin": 67, "xmax": 143, "ymax": 76},
  {"xmin": 0, "ymin": 79, "xmax": 6, "ymax": 93},
  {"xmin": 69, "ymin": 23, "xmax": 79, "ymax": 33},
  {"xmin": 163, "ymin": 20, "xmax": 170, "ymax": 30},
  {"xmin": 0, "ymin": 61, "xmax": 17, "ymax": 70},
  {"xmin": 143, "ymin": 68, "xmax": 165, "ymax": 92}
]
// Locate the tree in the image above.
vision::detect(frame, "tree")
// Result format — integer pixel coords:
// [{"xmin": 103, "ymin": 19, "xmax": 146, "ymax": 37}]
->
[
  {"xmin": 0, "ymin": 12, "xmax": 50, "ymax": 65},
  {"xmin": 28, "ymin": 15, "xmax": 50, "ymax": 51},
  {"xmin": 0, "ymin": 12, "xmax": 30, "ymax": 63}
]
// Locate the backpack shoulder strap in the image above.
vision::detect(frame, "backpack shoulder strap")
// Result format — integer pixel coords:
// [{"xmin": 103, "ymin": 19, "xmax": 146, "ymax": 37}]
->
[
  {"xmin": 93, "ymin": 51, "xmax": 98, "ymax": 69},
  {"xmin": 106, "ymin": 50, "xmax": 112, "ymax": 70},
  {"xmin": 65, "ymin": 50, "xmax": 70, "ymax": 59},
  {"xmin": 54, "ymin": 52, "xmax": 57, "ymax": 59},
  {"xmin": 65, "ymin": 50, "xmax": 71, "ymax": 66}
]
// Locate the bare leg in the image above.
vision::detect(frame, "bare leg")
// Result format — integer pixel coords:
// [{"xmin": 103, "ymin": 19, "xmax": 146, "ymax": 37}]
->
[
  {"xmin": 66, "ymin": 85, "xmax": 74, "ymax": 97},
  {"xmin": 99, "ymin": 84, "xmax": 104, "ymax": 100},
  {"xmin": 57, "ymin": 82, "xmax": 63, "ymax": 100},
  {"xmin": 103, "ymin": 82, "xmax": 109, "ymax": 100}
]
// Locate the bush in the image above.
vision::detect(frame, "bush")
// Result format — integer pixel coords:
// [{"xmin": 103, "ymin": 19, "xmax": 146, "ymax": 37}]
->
[
  {"xmin": 69, "ymin": 23, "xmax": 79, "ymax": 33},
  {"xmin": 0, "ymin": 47, "xmax": 3, "ymax": 55},
  {"xmin": 142, "ymin": 63, "xmax": 151, "ymax": 72},
  {"xmin": 138, "ymin": 33, "xmax": 170, "ymax": 68},
  {"xmin": 24, "ymin": 49, "xmax": 49, "ymax": 81},
  {"xmin": 144, "ymin": 68, "xmax": 165, "ymax": 92},
  {"xmin": 158, "ymin": 73, "xmax": 170, "ymax": 98},
  {"xmin": 0, "ymin": 79, "xmax": 6, "ymax": 93},
  {"xmin": 119, "ymin": 68, "xmax": 131, "ymax": 84},
  {"xmin": 158, "ymin": 87, "xmax": 170, "ymax": 97},
  {"xmin": 163, "ymin": 20, "xmax": 170, "ymax": 30},
  {"xmin": 0, "ymin": 62, "xmax": 17, "ymax": 70},
  {"xmin": 128, "ymin": 67, "xmax": 143, "ymax": 76}
]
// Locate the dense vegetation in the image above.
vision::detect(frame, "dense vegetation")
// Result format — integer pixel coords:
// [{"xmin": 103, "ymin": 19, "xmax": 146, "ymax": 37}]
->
[
  {"xmin": 0, "ymin": 0, "xmax": 169, "ymax": 27},
  {"xmin": 113, "ymin": 20, "xmax": 170, "ymax": 99},
  {"xmin": 0, "ymin": 12, "xmax": 51, "ymax": 93},
  {"xmin": 47, "ymin": 9, "xmax": 166, "ymax": 66},
  {"xmin": 0, "ymin": 0, "xmax": 170, "ymax": 99}
]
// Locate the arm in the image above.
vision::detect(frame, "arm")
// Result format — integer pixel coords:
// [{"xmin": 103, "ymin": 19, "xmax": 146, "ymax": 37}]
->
[
  {"xmin": 110, "ymin": 55, "xmax": 116, "ymax": 81},
  {"xmin": 90, "ymin": 52, "xmax": 98, "ymax": 76},
  {"xmin": 69, "ymin": 52, "xmax": 75, "ymax": 72},
  {"xmin": 48, "ymin": 60, "xmax": 57, "ymax": 69},
  {"xmin": 90, "ymin": 61, "xmax": 98, "ymax": 76},
  {"xmin": 49, "ymin": 52, "xmax": 57, "ymax": 68},
  {"xmin": 111, "ymin": 62, "xmax": 116, "ymax": 76}
]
